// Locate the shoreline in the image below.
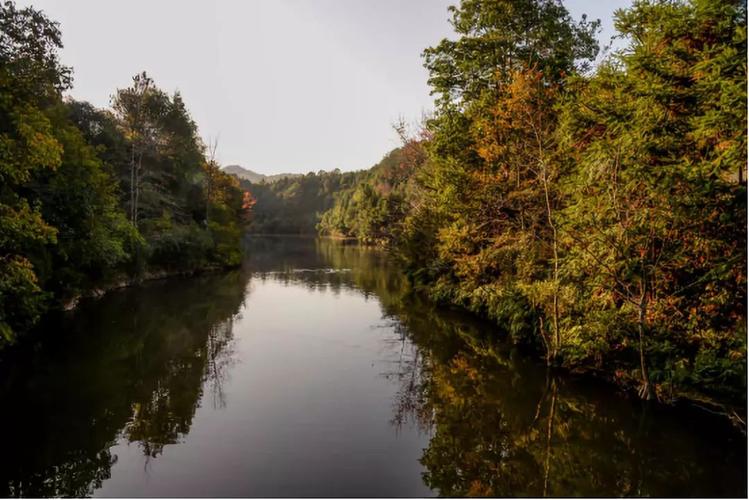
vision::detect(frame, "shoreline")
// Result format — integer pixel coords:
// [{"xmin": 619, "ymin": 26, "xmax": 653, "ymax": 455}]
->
[
  {"xmin": 34, "ymin": 235, "xmax": 749, "ymax": 432},
  {"xmin": 430, "ymin": 293, "xmax": 748, "ymax": 432},
  {"xmin": 61, "ymin": 263, "xmax": 240, "ymax": 312},
  {"xmin": 311, "ymin": 233, "xmax": 748, "ymax": 430}
]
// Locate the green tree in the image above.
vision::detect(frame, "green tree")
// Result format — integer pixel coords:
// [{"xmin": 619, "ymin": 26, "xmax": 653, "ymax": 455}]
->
[
  {"xmin": 0, "ymin": 1, "xmax": 69, "ymax": 342},
  {"xmin": 0, "ymin": 2, "xmax": 251, "ymax": 346},
  {"xmin": 27, "ymin": 103, "xmax": 138, "ymax": 302},
  {"xmin": 397, "ymin": 0, "xmax": 599, "ymax": 355},
  {"xmin": 318, "ymin": 141, "xmax": 425, "ymax": 245},
  {"xmin": 422, "ymin": 0, "xmax": 599, "ymax": 107},
  {"xmin": 203, "ymin": 151, "xmax": 252, "ymax": 267},
  {"xmin": 558, "ymin": 0, "xmax": 747, "ymax": 399}
]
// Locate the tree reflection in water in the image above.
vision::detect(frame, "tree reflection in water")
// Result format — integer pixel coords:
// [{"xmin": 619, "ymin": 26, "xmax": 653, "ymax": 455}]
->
[
  {"xmin": 310, "ymin": 238, "xmax": 746, "ymax": 498},
  {"xmin": 0, "ymin": 270, "xmax": 249, "ymax": 497},
  {"xmin": 0, "ymin": 237, "xmax": 744, "ymax": 497}
]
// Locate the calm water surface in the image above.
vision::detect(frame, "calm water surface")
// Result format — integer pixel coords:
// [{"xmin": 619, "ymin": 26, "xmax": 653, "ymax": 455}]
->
[{"xmin": 0, "ymin": 237, "xmax": 745, "ymax": 497}]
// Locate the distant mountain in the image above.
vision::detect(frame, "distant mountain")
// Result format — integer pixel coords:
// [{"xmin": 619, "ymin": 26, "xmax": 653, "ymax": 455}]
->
[{"xmin": 222, "ymin": 165, "xmax": 302, "ymax": 184}]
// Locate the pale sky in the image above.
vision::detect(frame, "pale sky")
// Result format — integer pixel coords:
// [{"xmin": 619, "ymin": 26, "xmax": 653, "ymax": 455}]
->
[{"xmin": 19, "ymin": 0, "xmax": 631, "ymax": 174}]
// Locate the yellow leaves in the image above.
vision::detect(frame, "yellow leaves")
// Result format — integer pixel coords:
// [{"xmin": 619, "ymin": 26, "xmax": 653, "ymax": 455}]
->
[
  {"xmin": 728, "ymin": 349, "xmax": 744, "ymax": 361},
  {"xmin": 0, "ymin": 198, "xmax": 57, "ymax": 246},
  {"xmin": 517, "ymin": 280, "xmax": 575, "ymax": 313},
  {"xmin": 2, "ymin": 106, "xmax": 63, "ymax": 185},
  {"xmin": 436, "ymin": 223, "xmax": 476, "ymax": 259},
  {"xmin": 467, "ymin": 479, "xmax": 492, "ymax": 497},
  {"xmin": 469, "ymin": 68, "xmax": 560, "ymax": 169},
  {"xmin": 517, "ymin": 280, "xmax": 557, "ymax": 308},
  {"xmin": 468, "ymin": 168, "xmax": 507, "ymax": 186},
  {"xmin": 203, "ymin": 161, "xmax": 242, "ymax": 206},
  {"xmin": 16, "ymin": 107, "xmax": 62, "ymax": 169},
  {"xmin": 450, "ymin": 354, "xmax": 481, "ymax": 382},
  {"xmin": 562, "ymin": 325, "xmax": 585, "ymax": 348},
  {"xmin": 474, "ymin": 139, "xmax": 504, "ymax": 164}
]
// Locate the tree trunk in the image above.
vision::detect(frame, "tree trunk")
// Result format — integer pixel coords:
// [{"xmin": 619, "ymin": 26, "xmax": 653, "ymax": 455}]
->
[
  {"xmin": 538, "ymin": 316, "xmax": 551, "ymax": 367},
  {"xmin": 551, "ymin": 238, "xmax": 560, "ymax": 360},
  {"xmin": 542, "ymin": 167, "xmax": 560, "ymax": 361},
  {"xmin": 134, "ymin": 151, "xmax": 142, "ymax": 228},
  {"xmin": 637, "ymin": 291, "xmax": 656, "ymax": 400},
  {"xmin": 130, "ymin": 142, "xmax": 136, "ymax": 224}
]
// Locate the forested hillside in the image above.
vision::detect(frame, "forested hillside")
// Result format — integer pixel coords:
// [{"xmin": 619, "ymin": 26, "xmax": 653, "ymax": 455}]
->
[
  {"xmin": 223, "ymin": 164, "xmax": 301, "ymax": 184},
  {"xmin": 319, "ymin": 0, "xmax": 747, "ymax": 403},
  {"xmin": 318, "ymin": 131, "xmax": 426, "ymax": 244},
  {"xmin": 0, "ymin": 2, "xmax": 251, "ymax": 346},
  {"xmin": 239, "ymin": 169, "xmax": 363, "ymax": 234},
  {"xmin": 238, "ymin": 133, "xmax": 423, "ymax": 238}
]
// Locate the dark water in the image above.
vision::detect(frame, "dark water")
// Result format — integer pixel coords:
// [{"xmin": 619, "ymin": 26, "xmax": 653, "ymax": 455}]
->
[{"xmin": 0, "ymin": 237, "xmax": 745, "ymax": 497}]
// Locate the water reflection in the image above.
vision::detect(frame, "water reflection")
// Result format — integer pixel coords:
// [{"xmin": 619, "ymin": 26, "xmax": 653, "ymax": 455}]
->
[
  {"xmin": 308, "ymin": 238, "xmax": 747, "ymax": 497},
  {"xmin": 0, "ymin": 237, "xmax": 744, "ymax": 497},
  {"xmin": 0, "ymin": 271, "xmax": 249, "ymax": 497},
  {"xmin": 296, "ymin": 237, "xmax": 747, "ymax": 496}
]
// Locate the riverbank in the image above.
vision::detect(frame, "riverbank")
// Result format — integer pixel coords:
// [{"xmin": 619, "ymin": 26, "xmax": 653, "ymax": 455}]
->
[
  {"xmin": 2, "ymin": 235, "xmax": 743, "ymax": 497},
  {"xmin": 248, "ymin": 232, "xmax": 360, "ymax": 243},
  {"xmin": 312, "ymin": 232, "xmax": 746, "ymax": 429},
  {"xmin": 315, "ymin": 233, "xmax": 748, "ymax": 427},
  {"xmin": 60, "ymin": 263, "xmax": 241, "ymax": 312},
  {"xmin": 414, "ymin": 282, "xmax": 748, "ymax": 432}
]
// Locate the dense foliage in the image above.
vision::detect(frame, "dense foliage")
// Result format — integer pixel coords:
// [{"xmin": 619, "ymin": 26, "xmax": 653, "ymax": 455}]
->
[
  {"xmin": 318, "ymin": 128, "xmax": 427, "ymax": 244},
  {"xmin": 241, "ymin": 169, "xmax": 362, "ymax": 234},
  {"xmin": 320, "ymin": 0, "xmax": 747, "ymax": 403},
  {"xmin": 0, "ymin": 2, "xmax": 250, "ymax": 346}
]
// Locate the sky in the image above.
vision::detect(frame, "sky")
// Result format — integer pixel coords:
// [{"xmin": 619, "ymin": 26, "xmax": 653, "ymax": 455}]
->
[{"xmin": 19, "ymin": 0, "xmax": 632, "ymax": 174}]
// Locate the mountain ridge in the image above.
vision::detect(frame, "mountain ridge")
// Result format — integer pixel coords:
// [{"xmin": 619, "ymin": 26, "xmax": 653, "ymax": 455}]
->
[{"xmin": 222, "ymin": 164, "xmax": 302, "ymax": 184}]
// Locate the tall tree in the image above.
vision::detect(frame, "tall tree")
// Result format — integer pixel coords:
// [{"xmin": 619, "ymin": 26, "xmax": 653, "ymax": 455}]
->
[
  {"xmin": 27, "ymin": 103, "xmax": 138, "ymax": 301},
  {"xmin": 111, "ymin": 71, "xmax": 157, "ymax": 227},
  {"xmin": 0, "ymin": 1, "xmax": 69, "ymax": 341},
  {"xmin": 423, "ymin": 0, "xmax": 600, "ymax": 108},
  {"xmin": 558, "ymin": 0, "xmax": 746, "ymax": 399},
  {"xmin": 403, "ymin": 0, "xmax": 599, "ymax": 354}
]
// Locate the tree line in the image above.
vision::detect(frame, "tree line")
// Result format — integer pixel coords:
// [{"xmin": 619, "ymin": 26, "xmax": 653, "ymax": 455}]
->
[
  {"xmin": 0, "ymin": 2, "xmax": 251, "ymax": 346},
  {"xmin": 318, "ymin": 136, "xmax": 425, "ymax": 244},
  {"xmin": 241, "ymin": 169, "xmax": 362, "ymax": 235},
  {"xmin": 319, "ymin": 0, "xmax": 747, "ymax": 403}
]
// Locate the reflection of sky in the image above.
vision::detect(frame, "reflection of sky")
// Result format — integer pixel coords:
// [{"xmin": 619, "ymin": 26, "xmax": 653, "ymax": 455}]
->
[{"xmin": 96, "ymin": 277, "xmax": 433, "ymax": 497}]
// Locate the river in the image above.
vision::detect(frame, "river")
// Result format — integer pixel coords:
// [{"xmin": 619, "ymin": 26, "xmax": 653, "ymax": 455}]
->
[{"xmin": 0, "ymin": 236, "xmax": 745, "ymax": 497}]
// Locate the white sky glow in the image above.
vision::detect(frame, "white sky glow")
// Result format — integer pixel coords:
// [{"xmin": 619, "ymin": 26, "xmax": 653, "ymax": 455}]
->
[{"xmin": 19, "ymin": 0, "xmax": 631, "ymax": 174}]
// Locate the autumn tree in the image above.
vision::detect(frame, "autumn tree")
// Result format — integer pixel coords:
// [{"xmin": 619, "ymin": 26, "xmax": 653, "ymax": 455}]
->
[
  {"xmin": 398, "ymin": 0, "xmax": 599, "ymax": 355},
  {"xmin": 558, "ymin": 0, "xmax": 746, "ymax": 399}
]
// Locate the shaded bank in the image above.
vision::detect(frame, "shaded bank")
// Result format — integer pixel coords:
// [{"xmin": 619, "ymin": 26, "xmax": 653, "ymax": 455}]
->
[
  {"xmin": 60, "ymin": 262, "xmax": 241, "ymax": 311},
  {"xmin": 0, "ymin": 271, "xmax": 249, "ymax": 497}
]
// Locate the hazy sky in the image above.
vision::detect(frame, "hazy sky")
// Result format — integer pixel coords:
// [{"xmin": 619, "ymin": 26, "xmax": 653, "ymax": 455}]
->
[{"xmin": 19, "ymin": 0, "xmax": 631, "ymax": 174}]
